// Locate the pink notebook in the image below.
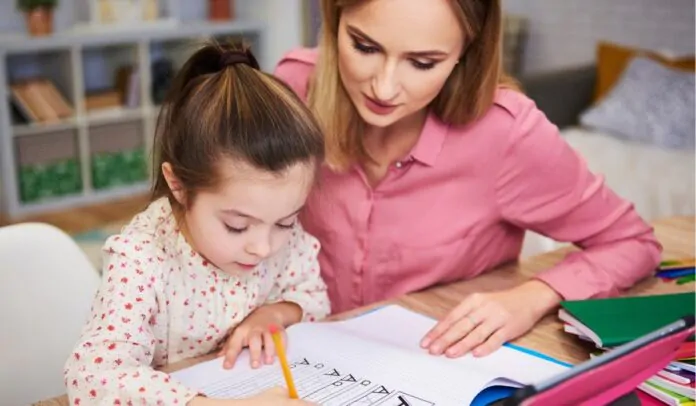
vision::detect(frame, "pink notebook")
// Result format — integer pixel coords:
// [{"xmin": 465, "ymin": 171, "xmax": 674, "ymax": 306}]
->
[{"xmin": 496, "ymin": 315, "xmax": 694, "ymax": 406}]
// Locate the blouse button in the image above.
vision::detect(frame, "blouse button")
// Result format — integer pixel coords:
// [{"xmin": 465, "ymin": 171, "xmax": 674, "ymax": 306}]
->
[{"xmin": 395, "ymin": 161, "xmax": 403, "ymax": 169}]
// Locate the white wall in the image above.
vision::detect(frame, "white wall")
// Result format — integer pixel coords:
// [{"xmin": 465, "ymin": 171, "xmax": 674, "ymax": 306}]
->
[
  {"xmin": 236, "ymin": 0, "xmax": 305, "ymax": 72},
  {"xmin": 503, "ymin": 0, "xmax": 696, "ymax": 73}
]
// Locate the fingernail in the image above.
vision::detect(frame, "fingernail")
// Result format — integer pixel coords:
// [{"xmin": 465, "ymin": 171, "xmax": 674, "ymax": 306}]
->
[
  {"xmin": 252, "ymin": 361, "xmax": 259, "ymax": 368},
  {"xmin": 421, "ymin": 338, "xmax": 431, "ymax": 348},
  {"xmin": 430, "ymin": 345, "xmax": 441, "ymax": 355},
  {"xmin": 223, "ymin": 361, "xmax": 231, "ymax": 369}
]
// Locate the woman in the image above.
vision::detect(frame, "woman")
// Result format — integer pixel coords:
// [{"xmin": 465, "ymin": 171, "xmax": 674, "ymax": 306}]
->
[{"xmin": 274, "ymin": 0, "xmax": 660, "ymax": 359}]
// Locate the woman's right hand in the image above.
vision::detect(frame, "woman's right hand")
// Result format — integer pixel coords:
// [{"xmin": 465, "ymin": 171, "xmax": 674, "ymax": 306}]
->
[{"xmin": 190, "ymin": 387, "xmax": 315, "ymax": 406}]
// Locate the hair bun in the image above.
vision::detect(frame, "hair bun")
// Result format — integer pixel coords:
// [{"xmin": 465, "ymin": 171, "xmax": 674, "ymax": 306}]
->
[{"xmin": 219, "ymin": 48, "xmax": 260, "ymax": 70}]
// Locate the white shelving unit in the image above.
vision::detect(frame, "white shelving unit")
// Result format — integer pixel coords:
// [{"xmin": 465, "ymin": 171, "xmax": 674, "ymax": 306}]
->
[{"xmin": 0, "ymin": 20, "xmax": 265, "ymax": 219}]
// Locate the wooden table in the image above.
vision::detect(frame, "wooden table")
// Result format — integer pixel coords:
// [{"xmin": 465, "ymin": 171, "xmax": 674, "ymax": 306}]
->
[{"xmin": 35, "ymin": 216, "xmax": 695, "ymax": 405}]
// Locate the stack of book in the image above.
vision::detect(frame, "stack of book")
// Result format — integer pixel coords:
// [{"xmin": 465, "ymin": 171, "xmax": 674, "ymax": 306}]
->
[
  {"xmin": 10, "ymin": 78, "xmax": 74, "ymax": 124},
  {"xmin": 558, "ymin": 292, "xmax": 695, "ymax": 405}
]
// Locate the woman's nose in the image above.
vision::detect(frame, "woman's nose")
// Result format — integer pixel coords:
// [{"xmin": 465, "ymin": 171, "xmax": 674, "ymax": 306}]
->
[{"xmin": 371, "ymin": 60, "xmax": 400, "ymax": 102}]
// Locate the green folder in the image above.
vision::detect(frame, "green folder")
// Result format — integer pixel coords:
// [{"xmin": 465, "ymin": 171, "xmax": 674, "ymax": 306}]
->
[{"xmin": 559, "ymin": 292, "xmax": 695, "ymax": 348}]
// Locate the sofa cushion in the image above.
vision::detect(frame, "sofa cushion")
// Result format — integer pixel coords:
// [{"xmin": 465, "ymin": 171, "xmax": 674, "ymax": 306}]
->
[
  {"xmin": 594, "ymin": 41, "xmax": 695, "ymax": 102},
  {"xmin": 580, "ymin": 56, "xmax": 695, "ymax": 150}
]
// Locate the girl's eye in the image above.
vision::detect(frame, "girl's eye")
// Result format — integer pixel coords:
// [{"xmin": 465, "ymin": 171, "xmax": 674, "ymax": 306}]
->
[
  {"xmin": 351, "ymin": 38, "xmax": 379, "ymax": 54},
  {"xmin": 276, "ymin": 222, "xmax": 295, "ymax": 230},
  {"xmin": 225, "ymin": 224, "xmax": 247, "ymax": 234},
  {"xmin": 411, "ymin": 60, "xmax": 436, "ymax": 71}
]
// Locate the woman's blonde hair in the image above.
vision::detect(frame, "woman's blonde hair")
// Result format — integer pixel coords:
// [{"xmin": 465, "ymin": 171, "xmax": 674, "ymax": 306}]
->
[{"xmin": 308, "ymin": 0, "xmax": 518, "ymax": 171}]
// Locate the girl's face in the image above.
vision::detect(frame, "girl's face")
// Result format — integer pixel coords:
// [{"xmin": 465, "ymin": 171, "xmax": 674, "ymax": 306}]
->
[
  {"xmin": 165, "ymin": 159, "xmax": 315, "ymax": 276},
  {"xmin": 337, "ymin": 0, "xmax": 464, "ymax": 129}
]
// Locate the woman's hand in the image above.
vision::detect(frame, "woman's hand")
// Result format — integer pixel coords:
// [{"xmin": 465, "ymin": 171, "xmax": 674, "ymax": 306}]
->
[
  {"xmin": 219, "ymin": 302, "xmax": 302, "ymax": 370},
  {"xmin": 189, "ymin": 387, "xmax": 316, "ymax": 406},
  {"xmin": 420, "ymin": 280, "xmax": 562, "ymax": 358}
]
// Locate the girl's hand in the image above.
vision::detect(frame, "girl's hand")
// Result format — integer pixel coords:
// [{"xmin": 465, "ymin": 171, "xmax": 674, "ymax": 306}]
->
[
  {"xmin": 219, "ymin": 302, "xmax": 302, "ymax": 370},
  {"xmin": 190, "ymin": 387, "xmax": 316, "ymax": 406},
  {"xmin": 420, "ymin": 280, "xmax": 562, "ymax": 358},
  {"xmin": 240, "ymin": 387, "xmax": 316, "ymax": 406}
]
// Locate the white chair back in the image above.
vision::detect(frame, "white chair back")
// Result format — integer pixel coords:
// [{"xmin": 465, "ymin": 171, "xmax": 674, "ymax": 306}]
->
[{"xmin": 0, "ymin": 223, "xmax": 100, "ymax": 405}]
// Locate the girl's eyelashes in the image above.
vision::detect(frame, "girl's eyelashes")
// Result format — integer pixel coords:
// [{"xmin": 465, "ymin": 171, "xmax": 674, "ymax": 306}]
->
[
  {"xmin": 224, "ymin": 222, "xmax": 295, "ymax": 233},
  {"xmin": 276, "ymin": 221, "xmax": 296, "ymax": 230},
  {"xmin": 224, "ymin": 224, "xmax": 248, "ymax": 234}
]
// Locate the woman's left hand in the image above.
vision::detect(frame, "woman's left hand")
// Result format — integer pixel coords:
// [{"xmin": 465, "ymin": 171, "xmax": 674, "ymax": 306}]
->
[{"xmin": 420, "ymin": 280, "xmax": 562, "ymax": 358}]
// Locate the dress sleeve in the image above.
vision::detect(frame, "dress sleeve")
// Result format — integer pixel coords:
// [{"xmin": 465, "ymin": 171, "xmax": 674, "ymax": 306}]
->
[
  {"xmin": 267, "ymin": 226, "xmax": 331, "ymax": 322},
  {"xmin": 494, "ymin": 94, "xmax": 662, "ymax": 300},
  {"xmin": 63, "ymin": 236, "xmax": 199, "ymax": 405}
]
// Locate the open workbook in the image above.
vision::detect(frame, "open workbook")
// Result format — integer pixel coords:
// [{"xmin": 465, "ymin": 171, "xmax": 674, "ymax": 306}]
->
[{"xmin": 172, "ymin": 305, "xmax": 570, "ymax": 405}]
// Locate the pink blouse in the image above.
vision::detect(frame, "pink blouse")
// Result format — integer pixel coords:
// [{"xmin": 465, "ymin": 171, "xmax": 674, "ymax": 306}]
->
[{"xmin": 274, "ymin": 48, "xmax": 662, "ymax": 315}]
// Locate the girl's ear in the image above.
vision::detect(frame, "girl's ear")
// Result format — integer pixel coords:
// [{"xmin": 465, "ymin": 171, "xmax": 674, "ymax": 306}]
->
[{"xmin": 162, "ymin": 162, "xmax": 186, "ymax": 205}]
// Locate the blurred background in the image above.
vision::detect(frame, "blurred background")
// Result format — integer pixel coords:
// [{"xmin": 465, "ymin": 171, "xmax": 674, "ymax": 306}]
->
[{"xmin": 0, "ymin": 0, "xmax": 693, "ymax": 265}]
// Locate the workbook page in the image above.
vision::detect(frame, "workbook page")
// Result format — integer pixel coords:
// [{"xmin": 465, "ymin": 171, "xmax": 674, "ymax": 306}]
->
[
  {"xmin": 319, "ymin": 305, "xmax": 569, "ymax": 386},
  {"xmin": 171, "ymin": 306, "xmax": 568, "ymax": 405}
]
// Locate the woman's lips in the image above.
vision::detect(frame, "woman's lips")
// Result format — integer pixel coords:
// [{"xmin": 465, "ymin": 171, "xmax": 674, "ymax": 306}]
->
[{"xmin": 363, "ymin": 94, "xmax": 398, "ymax": 115}]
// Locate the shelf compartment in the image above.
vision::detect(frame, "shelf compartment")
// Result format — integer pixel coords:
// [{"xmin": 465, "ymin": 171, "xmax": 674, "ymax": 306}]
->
[
  {"xmin": 89, "ymin": 120, "xmax": 148, "ymax": 190},
  {"xmin": 149, "ymin": 38, "xmax": 200, "ymax": 105},
  {"xmin": 85, "ymin": 106, "xmax": 144, "ymax": 126},
  {"xmin": 13, "ymin": 117, "xmax": 79, "ymax": 137},
  {"xmin": 15, "ymin": 129, "xmax": 82, "ymax": 203},
  {"xmin": 6, "ymin": 49, "xmax": 76, "ymax": 126},
  {"xmin": 82, "ymin": 42, "xmax": 141, "ymax": 113}
]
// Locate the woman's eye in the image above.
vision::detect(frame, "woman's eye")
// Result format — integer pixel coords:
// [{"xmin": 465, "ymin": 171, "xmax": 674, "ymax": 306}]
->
[
  {"xmin": 352, "ymin": 38, "xmax": 379, "ymax": 54},
  {"xmin": 411, "ymin": 59, "xmax": 436, "ymax": 70},
  {"xmin": 225, "ymin": 224, "xmax": 247, "ymax": 234}
]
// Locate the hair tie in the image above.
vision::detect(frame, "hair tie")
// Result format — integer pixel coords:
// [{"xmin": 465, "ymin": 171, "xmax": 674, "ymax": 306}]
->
[{"xmin": 219, "ymin": 49, "xmax": 260, "ymax": 70}]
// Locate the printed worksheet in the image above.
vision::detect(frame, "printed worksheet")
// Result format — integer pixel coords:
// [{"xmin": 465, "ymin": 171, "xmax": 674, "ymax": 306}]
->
[
  {"xmin": 171, "ymin": 306, "xmax": 568, "ymax": 405},
  {"xmin": 181, "ymin": 354, "xmax": 436, "ymax": 405}
]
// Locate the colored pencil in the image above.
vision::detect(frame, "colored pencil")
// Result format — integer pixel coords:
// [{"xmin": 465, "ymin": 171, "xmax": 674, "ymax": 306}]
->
[
  {"xmin": 677, "ymin": 274, "xmax": 696, "ymax": 285},
  {"xmin": 269, "ymin": 324, "xmax": 299, "ymax": 399},
  {"xmin": 656, "ymin": 268, "xmax": 695, "ymax": 279},
  {"xmin": 660, "ymin": 258, "xmax": 696, "ymax": 268}
]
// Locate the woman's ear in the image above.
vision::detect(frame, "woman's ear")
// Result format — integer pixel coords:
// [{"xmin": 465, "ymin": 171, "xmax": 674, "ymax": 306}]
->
[{"xmin": 162, "ymin": 162, "xmax": 186, "ymax": 205}]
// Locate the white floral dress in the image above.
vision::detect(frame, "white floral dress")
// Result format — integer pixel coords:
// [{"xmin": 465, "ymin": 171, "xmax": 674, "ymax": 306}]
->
[{"xmin": 64, "ymin": 197, "xmax": 330, "ymax": 405}]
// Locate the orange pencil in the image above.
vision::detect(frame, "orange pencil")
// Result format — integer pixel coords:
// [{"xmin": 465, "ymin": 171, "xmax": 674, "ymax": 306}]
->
[{"xmin": 269, "ymin": 324, "xmax": 299, "ymax": 399}]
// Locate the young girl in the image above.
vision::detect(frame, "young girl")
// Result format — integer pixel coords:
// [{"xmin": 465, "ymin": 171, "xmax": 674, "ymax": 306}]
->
[{"xmin": 64, "ymin": 43, "xmax": 329, "ymax": 406}]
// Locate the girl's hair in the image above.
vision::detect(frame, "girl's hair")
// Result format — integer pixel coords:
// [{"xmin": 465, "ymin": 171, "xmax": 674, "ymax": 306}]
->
[
  {"xmin": 309, "ymin": 0, "xmax": 519, "ymax": 171},
  {"xmin": 151, "ymin": 41, "xmax": 325, "ymax": 209}
]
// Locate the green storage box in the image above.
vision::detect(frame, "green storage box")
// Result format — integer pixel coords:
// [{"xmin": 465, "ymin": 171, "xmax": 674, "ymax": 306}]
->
[{"xmin": 15, "ymin": 130, "xmax": 83, "ymax": 203}]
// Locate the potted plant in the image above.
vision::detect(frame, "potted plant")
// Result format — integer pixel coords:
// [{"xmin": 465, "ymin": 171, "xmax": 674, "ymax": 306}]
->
[
  {"xmin": 209, "ymin": 0, "xmax": 235, "ymax": 21},
  {"xmin": 17, "ymin": 0, "xmax": 57, "ymax": 36}
]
